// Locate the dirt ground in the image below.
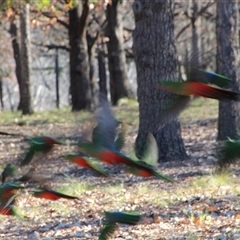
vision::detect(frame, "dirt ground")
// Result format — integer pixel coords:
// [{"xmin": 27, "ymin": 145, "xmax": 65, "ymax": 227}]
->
[{"xmin": 0, "ymin": 118, "xmax": 239, "ymax": 240}]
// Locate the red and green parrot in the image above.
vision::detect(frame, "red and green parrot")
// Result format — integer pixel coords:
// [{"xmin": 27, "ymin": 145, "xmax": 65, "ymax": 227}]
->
[
  {"xmin": 158, "ymin": 81, "xmax": 240, "ymax": 101},
  {"xmin": 0, "ymin": 183, "xmax": 24, "ymax": 217},
  {"xmin": 125, "ymin": 133, "xmax": 174, "ymax": 182},
  {"xmin": 32, "ymin": 188, "xmax": 79, "ymax": 201},
  {"xmin": 20, "ymin": 136, "xmax": 64, "ymax": 166},
  {"xmin": 99, "ymin": 211, "xmax": 141, "ymax": 240},
  {"xmin": 77, "ymin": 96, "xmax": 127, "ymax": 166},
  {"xmin": 1, "ymin": 163, "xmax": 16, "ymax": 184},
  {"xmin": 64, "ymin": 154, "xmax": 109, "ymax": 177},
  {"xmin": 153, "ymin": 67, "xmax": 238, "ymax": 133},
  {"xmin": 77, "ymin": 98, "xmax": 172, "ymax": 182}
]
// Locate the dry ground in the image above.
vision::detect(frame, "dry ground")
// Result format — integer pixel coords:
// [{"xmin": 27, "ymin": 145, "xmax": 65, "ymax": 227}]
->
[{"xmin": 0, "ymin": 101, "xmax": 239, "ymax": 240}]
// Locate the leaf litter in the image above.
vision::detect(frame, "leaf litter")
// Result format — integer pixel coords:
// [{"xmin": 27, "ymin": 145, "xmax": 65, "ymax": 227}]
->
[{"xmin": 0, "ymin": 118, "xmax": 239, "ymax": 240}]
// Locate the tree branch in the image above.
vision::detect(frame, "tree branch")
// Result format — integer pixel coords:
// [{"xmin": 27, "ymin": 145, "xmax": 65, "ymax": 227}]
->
[
  {"xmin": 41, "ymin": 11, "xmax": 69, "ymax": 29},
  {"xmin": 32, "ymin": 41, "xmax": 70, "ymax": 51},
  {"xmin": 176, "ymin": 22, "xmax": 191, "ymax": 39},
  {"xmin": 78, "ymin": 0, "xmax": 89, "ymax": 36}
]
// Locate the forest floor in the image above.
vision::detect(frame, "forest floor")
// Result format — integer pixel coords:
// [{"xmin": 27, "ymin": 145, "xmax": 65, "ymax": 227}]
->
[{"xmin": 0, "ymin": 99, "xmax": 239, "ymax": 240}]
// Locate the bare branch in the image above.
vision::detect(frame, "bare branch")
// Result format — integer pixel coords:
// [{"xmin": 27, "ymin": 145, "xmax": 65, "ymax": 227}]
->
[
  {"xmin": 41, "ymin": 11, "xmax": 69, "ymax": 29},
  {"xmin": 32, "ymin": 41, "xmax": 70, "ymax": 51},
  {"xmin": 176, "ymin": 22, "xmax": 191, "ymax": 39}
]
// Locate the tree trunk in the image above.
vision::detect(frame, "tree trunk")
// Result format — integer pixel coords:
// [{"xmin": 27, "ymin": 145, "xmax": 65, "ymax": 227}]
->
[
  {"xmin": 9, "ymin": 16, "xmax": 23, "ymax": 110},
  {"xmin": 68, "ymin": 0, "xmax": 91, "ymax": 111},
  {"xmin": 87, "ymin": 33, "xmax": 98, "ymax": 107},
  {"xmin": 0, "ymin": 77, "xmax": 3, "ymax": 111},
  {"xmin": 106, "ymin": 0, "xmax": 134, "ymax": 105},
  {"xmin": 133, "ymin": 0, "xmax": 187, "ymax": 162},
  {"xmin": 98, "ymin": 41, "xmax": 108, "ymax": 99},
  {"xmin": 217, "ymin": 1, "xmax": 239, "ymax": 140},
  {"xmin": 191, "ymin": 0, "xmax": 202, "ymax": 68},
  {"xmin": 19, "ymin": 3, "xmax": 34, "ymax": 115}
]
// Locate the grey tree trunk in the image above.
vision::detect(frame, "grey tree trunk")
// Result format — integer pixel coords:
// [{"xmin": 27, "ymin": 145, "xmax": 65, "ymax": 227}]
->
[
  {"xmin": 191, "ymin": 0, "xmax": 202, "ymax": 68},
  {"xmin": 69, "ymin": 0, "xmax": 91, "ymax": 111},
  {"xmin": 87, "ymin": 33, "xmax": 98, "ymax": 107},
  {"xmin": 106, "ymin": 0, "xmax": 134, "ymax": 105},
  {"xmin": 98, "ymin": 42, "xmax": 108, "ymax": 98},
  {"xmin": 133, "ymin": 0, "xmax": 187, "ymax": 162},
  {"xmin": 0, "ymin": 77, "xmax": 3, "ymax": 110},
  {"xmin": 19, "ymin": 3, "xmax": 34, "ymax": 115},
  {"xmin": 217, "ymin": 1, "xmax": 239, "ymax": 140},
  {"xmin": 9, "ymin": 16, "xmax": 22, "ymax": 110}
]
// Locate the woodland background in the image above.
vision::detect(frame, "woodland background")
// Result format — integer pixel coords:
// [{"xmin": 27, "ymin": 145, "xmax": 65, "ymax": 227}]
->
[{"xmin": 0, "ymin": 1, "xmax": 240, "ymax": 239}]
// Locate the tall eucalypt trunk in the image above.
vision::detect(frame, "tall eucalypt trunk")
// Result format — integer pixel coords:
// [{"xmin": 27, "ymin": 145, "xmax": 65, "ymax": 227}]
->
[
  {"xmin": 19, "ymin": 2, "xmax": 34, "ymax": 115},
  {"xmin": 69, "ymin": 0, "xmax": 91, "ymax": 111},
  {"xmin": 106, "ymin": 0, "xmax": 134, "ymax": 105},
  {"xmin": 9, "ymin": 16, "xmax": 22, "ymax": 110},
  {"xmin": 217, "ymin": 0, "xmax": 240, "ymax": 140},
  {"xmin": 132, "ymin": 0, "xmax": 187, "ymax": 162}
]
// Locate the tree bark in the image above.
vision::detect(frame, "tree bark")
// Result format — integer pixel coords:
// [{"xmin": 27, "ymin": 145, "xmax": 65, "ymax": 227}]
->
[
  {"xmin": 0, "ymin": 77, "xmax": 3, "ymax": 111},
  {"xmin": 9, "ymin": 16, "xmax": 22, "ymax": 110},
  {"xmin": 191, "ymin": 0, "xmax": 202, "ymax": 68},
  {"xmin": 87, "ymin": 32, "xmax": 98, "ymax": 107},
  {"xmin": 106, "ymin": 0, "xmax": 134, "ymax": 105},
  {"xmin": 19, "ymin": 3, "xmax": 34, "ymax": 115},
  {"xmin": 133, "ymin": 0, "xmax": 187, "ymax": 162},
  {"xmin": 98, "ymin": 41, "xmax": 108, "ymax": 99},
  {"xmin": 217, "ymin": 1, "xmax": 240, "ymax": 140},
  {"xmin": 68, "ymin": 0, "xmax": 91, "ymax": 111}
]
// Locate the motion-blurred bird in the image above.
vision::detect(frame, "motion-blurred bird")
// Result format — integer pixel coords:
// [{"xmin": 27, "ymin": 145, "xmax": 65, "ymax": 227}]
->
[
  {"xmin": 158, "ymin": 81, "xmax": 240, "ymax": 101},
  {"xmin": 0, "ymin": 183, "xmax": 24, "ymax": 217},
  {"xmin": 1, "ymin": 163, "xmax": 16, "ymax": 184},
  {"xmin": 20, "ymin": 136, "xmax": 63, "ymax": 166},
  {"xmin": 99, "ymin": 211, "xmax": 141, "ymax": 240},
  {"xmin": 154, "ymin": 65, "xmax": 237, "ymax": 133},
  {"xmin": 32, "ymin": 188, "xmax": 79, "ymax": 201},
  {"xmin": 217, "ymin": 137, "xmax": 240, "ymax": 171},
  {"xmin": 64, "ymin": 154, "xmax": 109, "ymax": 176},
  {"xmin": 125, "ymin": 133, "xmax": 174, "ymax": 182}
]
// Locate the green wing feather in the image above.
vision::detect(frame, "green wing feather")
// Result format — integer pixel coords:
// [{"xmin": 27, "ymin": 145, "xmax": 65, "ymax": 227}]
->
[
  {"xmin": 104, "ymin": 211, "xmax": 141, "ymax": 224},
  {"xmin": 33, "ymin": 189, "xmax": 79, "ymax": 200},
  {"xmin": 99, "ymin": 222, "xmax": 118, "ymax": 240},
  {"xmin": 87, "ymin": 160, "xmax": 109, "ymax": 177},
  {"xmin": 1, "ymin": 164, "xmax": 17, "ymax": 183},
  {"xmin": 189, "ymin": 68, "xmax": 231, "ymax": 88},
  {"xmin": 141, "ymin": 133, "xmax": 158, "ymax": 167},
  {"xmin": 20, "ymin": 143, "xmax": 53, "ymax": 166},
  {"xmin": 152, "ymin": 170, "xmax": 175, "ymax": 182},
  {"xmin": 218, "ymin": 138, "xmax": 240, "ymax": 170}
]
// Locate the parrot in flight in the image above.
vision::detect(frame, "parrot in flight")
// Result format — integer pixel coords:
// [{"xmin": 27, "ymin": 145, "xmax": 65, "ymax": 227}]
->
[
  {"xmin": 0, "ymin": 131, "xmax": 64, "ymax": 166},
  {"xmin": 125, "ymin": 133, "xmax": 174, "ymax": 182},
  {"xmin": 188, "ymin": 68, "xmax": 231, "ymax": 88},
  {"xmin": 20, "ymin": 136, "xmax": 64, "ymax": 166},
  {"xmin": 0, "ymin": 183, "xmax": 24, "ymax": 217},
  {"xmin": 78, "ymin": 96, "xmax": 173, "ymax": 181},
  {"xmin": 64, "ymin": 154, "xmax": 109, "ymax": 177},
  {"xmin": 1, "ymin": 163, "xmax": 16, "ymax": 184},
  {"xmin": 217, "ymin": 136, "xmax": 240, "ymax": 171},
  {"xmin": 153, "ymin": 63, "xmax": 238, "ymax": 134},
  {"xmin": 32, "ymin": 188, "xmax": 79, "ymax": 201},
  {"xmin": 99, "ymin": 211, "xmax": 141, "ymax": 240},
  {"xmin": 158, "ymin": 81, "xmax": 240, "ymax": 101}
]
